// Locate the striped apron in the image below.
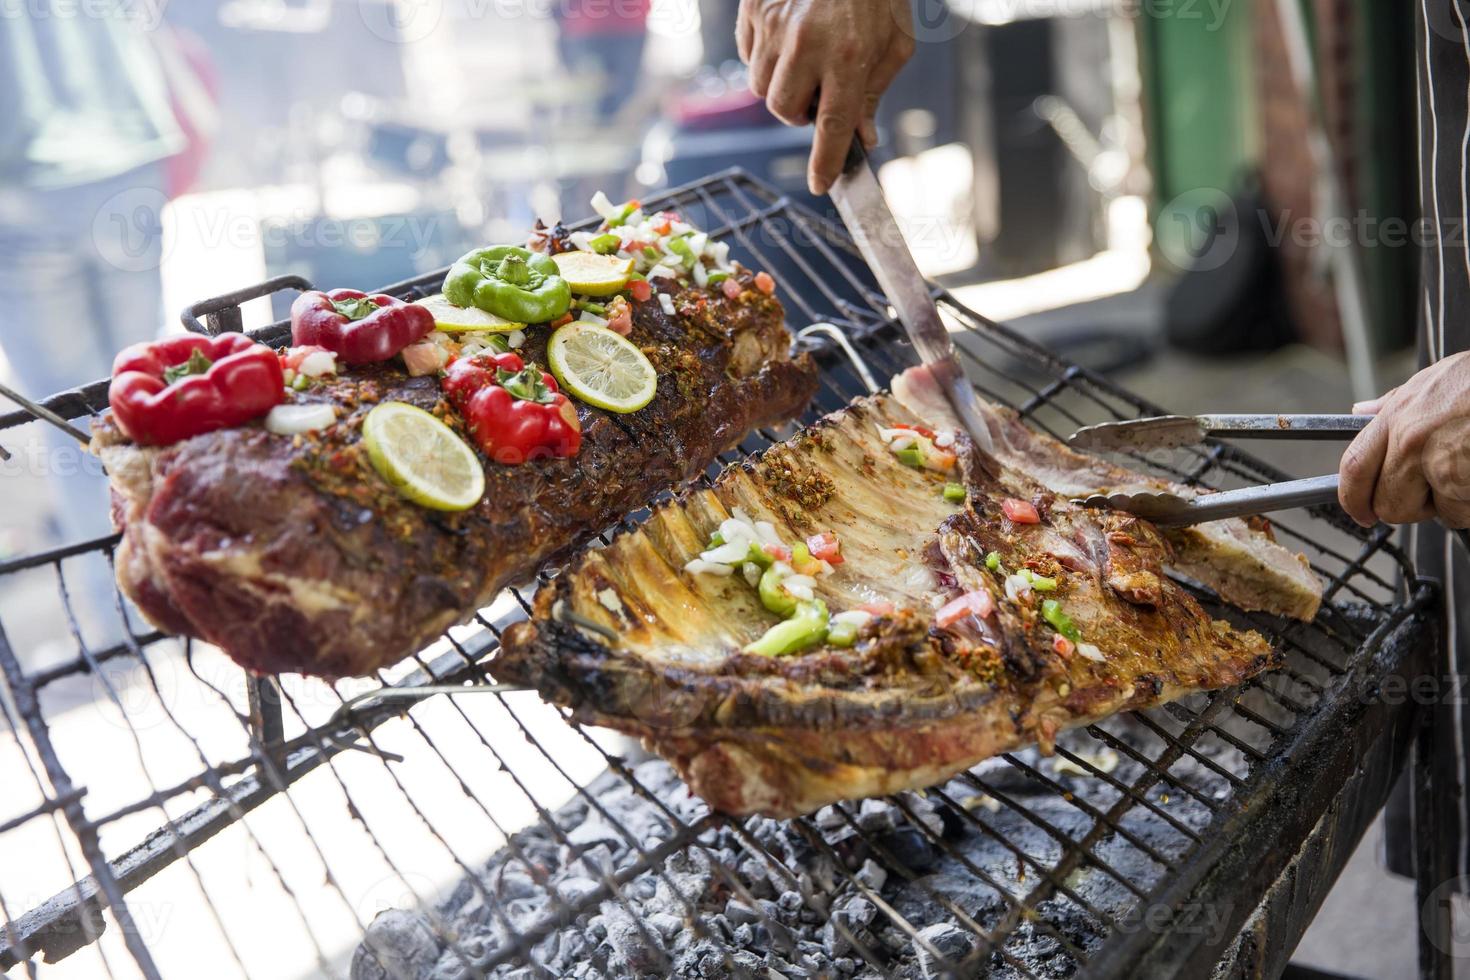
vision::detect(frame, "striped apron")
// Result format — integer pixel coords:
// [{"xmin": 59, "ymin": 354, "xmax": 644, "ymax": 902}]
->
[{"xmin": 1385, "ymin": 0, "xmax": 1470, "ymax": 888}]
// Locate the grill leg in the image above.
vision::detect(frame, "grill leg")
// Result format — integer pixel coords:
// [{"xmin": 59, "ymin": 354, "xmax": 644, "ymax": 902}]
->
[{"xmin": 1414, "ymin": 606, "xmax": 1455, "ymax": 979}]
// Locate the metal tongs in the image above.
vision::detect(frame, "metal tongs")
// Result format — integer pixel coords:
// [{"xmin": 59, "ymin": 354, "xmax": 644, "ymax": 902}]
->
[{"xmin": 1067, "ymin": 414, "xmax": 1369, "ymax": 527}]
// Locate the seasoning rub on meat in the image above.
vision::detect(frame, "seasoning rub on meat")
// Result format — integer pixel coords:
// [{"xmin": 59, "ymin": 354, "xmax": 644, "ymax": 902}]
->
[
  {"xmin": 92, "ymin": 271, "xmax": 817, "ymax": 678},
  {"xmin": 497, "ymin": 391, "xmax": 1299, "ymax": 818}
]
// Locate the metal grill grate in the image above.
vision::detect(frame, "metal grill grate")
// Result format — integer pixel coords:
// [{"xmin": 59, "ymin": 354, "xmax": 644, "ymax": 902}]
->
[{"xmin": 0, "ymin": 169, "xmax": 1438, "ymax": 979}]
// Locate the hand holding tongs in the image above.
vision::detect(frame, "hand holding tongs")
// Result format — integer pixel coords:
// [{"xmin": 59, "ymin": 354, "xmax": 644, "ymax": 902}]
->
[{"xmin": 1067, "ymin": 414, "xmax": 1369, "ymax": 527}]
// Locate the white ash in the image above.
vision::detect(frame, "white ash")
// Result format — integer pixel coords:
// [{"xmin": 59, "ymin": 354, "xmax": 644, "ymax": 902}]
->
[{"xmin": 351, "ymin": 719, "xmax": 1245, "ymax": 979}]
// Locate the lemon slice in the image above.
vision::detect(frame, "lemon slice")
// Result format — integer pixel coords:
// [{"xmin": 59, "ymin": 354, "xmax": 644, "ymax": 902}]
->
[
  {"xmin": 415, "ymin": 293, "xmax": 524, "ymax": 333},
  {"xmin": 546, "ymin": 324, "xmax": 658, "ymax": 414},
  {"xmin": 362, "ymin": 402, "xmax": 485, "ymax": 511},
  {"xmin": 551, "ymin": 251, "xmax": 634, "ymax": 296}
]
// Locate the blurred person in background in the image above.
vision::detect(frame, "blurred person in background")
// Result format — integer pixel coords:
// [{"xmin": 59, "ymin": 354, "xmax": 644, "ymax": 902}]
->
[
  {"xmin": 553, "ymin": 0, "xmax": 651, "ymax": 123},
  {"xmin": 737, "ymin": 0, "xmax": 1470, "ymax": 906},
  {"xmin": 0, "ymin": 6, "xmax": 213, "ymax": 549}
]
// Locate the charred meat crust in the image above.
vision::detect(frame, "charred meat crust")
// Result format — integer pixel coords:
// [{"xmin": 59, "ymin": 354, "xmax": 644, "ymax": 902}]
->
[
  {"xmin": 496, "ymin": 394, "xmax": 1280, "ymax": 816},
  {"xmin": 94, "ymin": 275, "xmax": 817, "ymax": 678}
]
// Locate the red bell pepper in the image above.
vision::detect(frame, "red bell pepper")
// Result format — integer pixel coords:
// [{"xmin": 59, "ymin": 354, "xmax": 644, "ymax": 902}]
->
[
  {"xmin": 442, "ymin": 352, "xmax": 581, "ymax": 464},
  {"xmin": 109, "ymin": 333, "xmax": 284, "ymax": 446},
  {"xmin": 290, "ymin": 288, "xmax": 434, "ymax": 365}
]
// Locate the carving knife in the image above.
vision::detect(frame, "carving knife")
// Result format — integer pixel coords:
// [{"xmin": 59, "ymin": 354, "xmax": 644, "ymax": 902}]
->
[{"xmin": 827, "ymin": 142, "xmax": 995, "ymax": 454}]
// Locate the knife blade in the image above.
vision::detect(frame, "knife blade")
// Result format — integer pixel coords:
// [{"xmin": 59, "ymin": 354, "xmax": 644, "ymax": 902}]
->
[{"xmin": 828, "ymin": 141, "xmax": 995, "ymax": 455}]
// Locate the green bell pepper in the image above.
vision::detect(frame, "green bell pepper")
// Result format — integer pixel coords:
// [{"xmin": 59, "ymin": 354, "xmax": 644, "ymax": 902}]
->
[
  {"xmin": 443, "ymin": 245, "xmax": 571, "ymax": 324},
  {"xmin": 1041, "ymin": 599, "xmax": 1080, "ymax": 641},
  {"xmin": 758, "ymin": 565, "xmax": 797, "ymax": 617},
  {"xmin": 745, "ymin": 600, "xmax": 830, "ymax": 657},
  {"xmin": 826, "ymin": 620, "xmax": 859, "ymax": 648}
]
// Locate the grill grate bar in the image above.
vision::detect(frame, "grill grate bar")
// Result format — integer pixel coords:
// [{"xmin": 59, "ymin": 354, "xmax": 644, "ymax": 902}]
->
[
  {"xmin": 926, "ymin": 784, "xmax": 1124, "ymax": 930},
  {"xmin": 826, "ymin": 801, "xmax": 1047, "ymax": 976},
  {"xmin": 1050, "ymin": 744, "xmax": 1203, "ymax": 841},
  {"xmin": 885, "ymin": 792, "xmax": 1099, "ymax": 963}
]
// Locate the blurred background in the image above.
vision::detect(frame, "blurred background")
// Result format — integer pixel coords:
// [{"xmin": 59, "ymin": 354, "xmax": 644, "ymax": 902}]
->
[{"xmin": 0, "ymin": 1, "xmax": 1438, "ymax": 976}]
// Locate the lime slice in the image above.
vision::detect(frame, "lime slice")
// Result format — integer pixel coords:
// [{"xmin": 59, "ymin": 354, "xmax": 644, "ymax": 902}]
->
[
  {"xmin": 362, "ymin": 402, "xmax": 485, "ymax": 511},
  {"xmin": 551, "ymin": 251, "xmax": 634, "ymax": 296},
  {"xmin": 546, "ymin": 324, "xmax": 658, "ymax": 414},
  {"xmin": 415, "ymin": 293, "xmax": 524, "ymax": 333}
]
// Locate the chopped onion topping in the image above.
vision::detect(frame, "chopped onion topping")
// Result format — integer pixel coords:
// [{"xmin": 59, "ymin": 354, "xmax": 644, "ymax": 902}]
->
[
  {"xmin": 684, "ymin": 558, "xmax": 735, "ymax": 576},
  {"xmin": 590, "ymin": 190, "xmax": 619, "ymax": 220},
  {"xmin": 577, "ymin": 311, "xmax": 608, "ymax": 327},
  {"xmin": 596, "ymin": 588, "xmax": 623, "ymax": 614},
  {"xmin": 831, "ymin": 610, "xmax": 873, "ymax": 628},
  {"xmin": 887, "ymin": 435, "xmax": 916, "ymax": 452},
  {"xmin": 1004, "ymin": 573, "xmax": 1033, "ymax": 602},
  {"xmin": 933, "ymin": 431, "xmax": 956, "ymax": 448},
  {"xmin": 297, "ymin": 350, "xmax": 338, "ymax": 378},
  {"xmin": 753, "ymin": 521, "xmax": 783, "ymax": 547},
  {"xmin": 647, "ymin": 264, "xmax": 679, "ymax": 280},
  {"xmin": 720, "ymin": 518, "xmax": 756, "ymax": 546},
  {"xmin": 783, "ymin": 579, "xmax": 815, "ymax": 601},
  {"xmin": 1076, "ymin": 642, "xmax": 1106, "ymax": 662},
  {"xmin": 700, "ymin": 539, "xmax": 753, "ymax": 564},
  {"xmin": 506, "ymin": 329, "xmax": 526, "ymax": 348},
  {"xmin": 658, "ymin": 293, "xmax": 676, "ymax": 316},
  {"xmin": 742, "ymin": 562, "xmax": 762, "ymax": 587},
  {"xmin": 265, "ymin": 403, "xmax": 337, "ymax": 436}
]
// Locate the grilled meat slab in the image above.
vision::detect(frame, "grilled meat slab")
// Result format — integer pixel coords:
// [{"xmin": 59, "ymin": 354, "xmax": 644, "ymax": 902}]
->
[
  {"xmin": 92, "ymin": 276, "xmax": 817, "ymax": 677},
  {"xmin": 892, "ymin": 365, "xmax": 1323, "ymax": 621},
  {"xmin": 497, "ymin": 394, "xmax": 1280, "ymax": 817}
]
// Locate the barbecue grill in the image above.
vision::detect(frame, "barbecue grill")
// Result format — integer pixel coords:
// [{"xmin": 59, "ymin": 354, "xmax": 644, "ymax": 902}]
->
[{"xmin": 0, "ymin": 169, "xmax": 1449, "ymax": 979}]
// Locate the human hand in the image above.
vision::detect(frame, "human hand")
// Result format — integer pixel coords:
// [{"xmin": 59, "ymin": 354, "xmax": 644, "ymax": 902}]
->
[
  {"xmin": 737, "ymin": 0, "xmax": 915, "ymax": 195},
  {"xmin": 1339, "ymin": 351, "xmax": 1470, "ymax": 529}
]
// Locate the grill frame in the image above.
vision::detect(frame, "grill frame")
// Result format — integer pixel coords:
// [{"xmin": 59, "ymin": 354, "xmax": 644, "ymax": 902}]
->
[{"xmin": 0, "ymin": 167, "xmax": 1447, "ymax": 979}]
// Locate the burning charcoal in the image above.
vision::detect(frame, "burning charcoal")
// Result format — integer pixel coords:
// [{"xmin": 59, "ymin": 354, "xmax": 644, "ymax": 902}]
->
[
  {"xmin": 857, "ymin": 800, "xmax": 899, "ymax": 834},
  {"xmin": 875, "ymin": 826, "xmax": 938, "ymax": 872},
  {"xmin": 492, "ymin": 866, "xmax": 542, "ymax": 902},
  {"xmin": 646, "ymin": 911, "xmax": 684, "ymax": 941},
  {"xmin": 351, "ymin": 910, "xmax": 444, "ymax": 980},
  {"xmin": 732, "ymin": 923, "xmax": 754, "ymax": 947},
  {"xmin": 725, "ymin": 898, "xmax": 761, "ymax": 925},
  {"xmin": 732, "ymin": 949, "xmax": 765, "ymax": 973},
  {"xmin": 815, "ymin": 805, "xmax": 846, "ymax": 830},
  {"xmin": 855, "ymin": 859, "xmax": 889, "ymax": 893},
  {"xmin": 914, "ymin": 923, "xmax": 980, "ymax": 980},
  {"xmin": 602, "ymin": 907, "xmax": 667, "ymax": 976},
  {"xmin": 834, "ymin": 957, "xmax": 857, "ymax": 975}
]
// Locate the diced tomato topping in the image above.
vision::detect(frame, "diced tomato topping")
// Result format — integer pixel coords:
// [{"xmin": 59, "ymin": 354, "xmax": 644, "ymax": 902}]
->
[
  {"xmin": 653, "ymin": 220, "xmax": 672, "ymax": 236},
  {"xmin": 551, "ymin": 312, "xmax": 575, "ymax": 328},
  {"xmin": 1002, "ymin": 498, "xmax": 1041, "ymax": 524},
  {"xmin": 806, "ymin": 531, "xmax": 843, "ymax": 564},
  {"xmin": 935, "ymin": 590, "xmax": 995, "ymax": 629},
  {"xmin": 628, "ymin": 279, "xmax": 653, "ymax": 302},
  {"xmin": 762, "ymin": 543, "xmax": 792, "ymax": 562},
  {"xmin": 1053, "ymin": 634, "xmax": 1075, "ymax": 658},
  {"xmin": 858, "ymin": 600, "xmax": 896, "ymax": 617},
  {"xmin": 753, "ymin": 271, "xmax": 776, "ymax": 295},
  {"xmin": 895, "ymin": 423, "xmax": 937, "ymax": 440},
  {"xmin": 721, "ymin": 278, "xmax": 744, "ymax": 300},
  {"xmin": 606, "ymin": 308, "xmax": 633, "ymax": 336}
]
